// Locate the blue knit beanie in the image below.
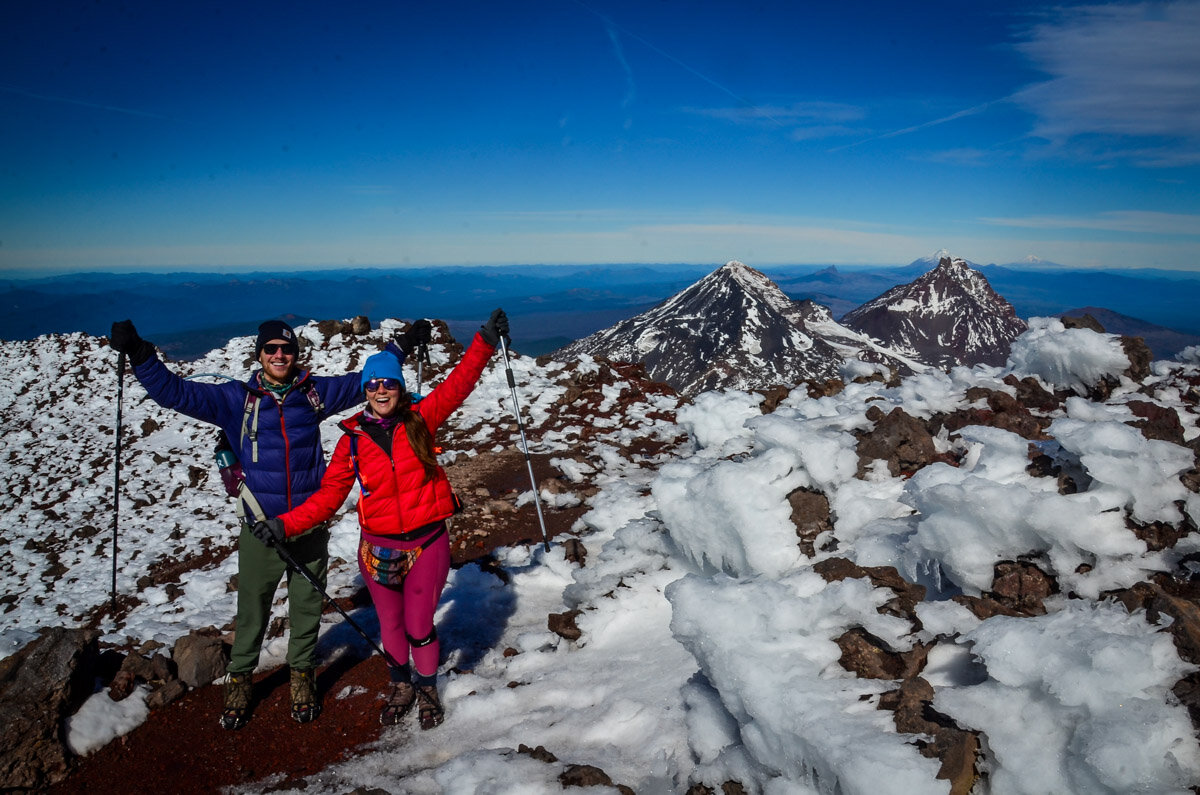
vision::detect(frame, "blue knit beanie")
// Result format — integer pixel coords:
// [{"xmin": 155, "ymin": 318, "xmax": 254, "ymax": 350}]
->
[{"xmin": 361, "ymin": 352, "xmax": 405, "ymax": 394}]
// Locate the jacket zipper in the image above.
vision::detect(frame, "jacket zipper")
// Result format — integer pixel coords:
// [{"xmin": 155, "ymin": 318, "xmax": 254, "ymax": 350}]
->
[{"xmin": 278, "ymin": 396, "xmax": 292, "ymax": 509}]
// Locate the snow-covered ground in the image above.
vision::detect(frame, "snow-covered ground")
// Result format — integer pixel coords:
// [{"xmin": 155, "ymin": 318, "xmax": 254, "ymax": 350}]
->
[{"xmin": 3, "ymin": 318, "xmax": 1200, "ymax": 793}]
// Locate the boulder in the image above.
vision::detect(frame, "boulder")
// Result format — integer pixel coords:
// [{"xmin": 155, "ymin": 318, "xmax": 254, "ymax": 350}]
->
[
  {"xmin": 1002, "ymin": 374, "xmax": 1063, "ymax": 413},
  {"xmin": 0, "ymin": 626, "xmax": 99, "ymax": 790},
  {"xmin": 987, "ymin": 560, "xmax": 1056, "ymax": 615},
  {"xmin": 879, "ymin": 677, "xmax": 980, "ymax": 795},
  {"xmin": 1126, "ymin": 399, "xmax": 1186, "ymax": 445},
  {"xmin": 560, "ymin": 763, "xmax": 632, "ymax": 793},
  {"xmin": 562, "ymin": 538, "xmax": 587, "ymax": 567},
  {"xmin": 172, "ymin": 628, "xmax": 227, "ymax": 688},
  {"xmin": 548, "ymin": 610, "xmax": 582, "ymax": 641},
  {"xmin": 1121, "ymin": 336, "xmax": 1153, "ymax": 383},
  {"xmin": 856, "ymin": 406, "xmax": 937, "ymax": 477},
  {"xmin": 787, "ymin": 487, "xmax": 833, "ymax": 557}
]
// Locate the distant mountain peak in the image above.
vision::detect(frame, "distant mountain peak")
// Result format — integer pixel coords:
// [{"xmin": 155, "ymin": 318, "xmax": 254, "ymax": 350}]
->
[
  {"xmin": 842, "ymin": 256, "xmax": 1027, "ymax": 368},
  {"xmin": 554, "ymin": 262, "xmax": 922, "ymax": 395},
  {"xmin": 911, "ymin": 249, "xmax": 980, "ymax": 271}
]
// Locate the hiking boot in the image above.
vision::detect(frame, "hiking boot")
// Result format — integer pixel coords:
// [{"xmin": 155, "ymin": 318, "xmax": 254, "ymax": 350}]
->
[
  {"xmin": 220, "ymin": 673, "xmax": 252, "ymax": 730},
  {"xmin": 379, "ymin": 680, "xmax": 416, "ymax": 726},
  {"xmin": 416, "ymin": 683, "xmax": 444, "ymax": 730},
  {"xmin": 290, "ymin": 668, "xmax": 321, "ymax": 724}
]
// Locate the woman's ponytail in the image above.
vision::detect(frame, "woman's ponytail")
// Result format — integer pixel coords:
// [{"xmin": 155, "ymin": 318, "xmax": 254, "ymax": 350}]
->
[{"xmin": 402, "ymin": 408, "xmax": 439, "ymax": 482}]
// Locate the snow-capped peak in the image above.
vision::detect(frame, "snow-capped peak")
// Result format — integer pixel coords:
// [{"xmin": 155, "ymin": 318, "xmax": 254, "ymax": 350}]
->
[
  {"xmin": 554, "ymin": 261, "xmax": 922, "ymax": 395},
  {"xmin": 843, "ymin": 255, "xmax": 1028, "ymax": 368}
]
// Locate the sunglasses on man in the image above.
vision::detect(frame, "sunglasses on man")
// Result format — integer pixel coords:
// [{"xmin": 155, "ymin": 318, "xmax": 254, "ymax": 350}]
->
[
  {"xmin": 261, "ymin": 343, "xmax": 298, "ymax": 355},
  {"xmin": 365, "ymin": 378, "xmax": 402, "ymax": 392}
]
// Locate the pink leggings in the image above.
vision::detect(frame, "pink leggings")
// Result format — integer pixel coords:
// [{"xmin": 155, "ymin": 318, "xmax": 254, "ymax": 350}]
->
[{"xmin": 358, "ymin": 532, "xmax": 451, "ymax": 678}]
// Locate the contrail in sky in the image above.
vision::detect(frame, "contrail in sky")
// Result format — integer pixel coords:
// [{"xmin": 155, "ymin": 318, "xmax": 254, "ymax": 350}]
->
[
  {"xmin": 603, "ymin": 20, "xmax": 636, "ymax": 109},
  {"xmin": 572, "ymin": 0, "xmax": 786, "ymax": 128},
  {"xmin": 829, "ymin": 98, "xmax": 1009, "ymax": 152},
  {"xmin": 0, "ymin": 84, "xmax": 169, "ymax": 120}
]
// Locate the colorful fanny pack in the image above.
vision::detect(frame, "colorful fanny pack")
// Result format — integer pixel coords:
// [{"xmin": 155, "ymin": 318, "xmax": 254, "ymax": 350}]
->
[{"xmin": 359, "ymin": 524, "xmax": 446, "ymax": 586}]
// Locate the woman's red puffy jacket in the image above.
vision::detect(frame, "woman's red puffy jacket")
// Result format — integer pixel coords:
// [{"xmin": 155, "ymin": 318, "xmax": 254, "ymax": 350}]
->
[{"xmin": 279, "ymin": 333, "xmax": 495, "ymax": 540}]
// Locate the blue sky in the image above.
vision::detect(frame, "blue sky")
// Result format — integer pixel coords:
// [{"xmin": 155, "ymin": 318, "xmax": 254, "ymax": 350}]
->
[{"xmin": 2, "ymin": 0, "xmax": 1198, "ymax": 274}]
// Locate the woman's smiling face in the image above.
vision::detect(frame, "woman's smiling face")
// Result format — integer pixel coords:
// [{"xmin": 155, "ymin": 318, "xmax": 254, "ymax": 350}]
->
[{"xmin": 365, "ymin": 378, "xmax": 402, "ymax": 417}]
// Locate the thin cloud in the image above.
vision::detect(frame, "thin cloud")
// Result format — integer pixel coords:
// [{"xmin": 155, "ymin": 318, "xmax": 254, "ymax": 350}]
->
[
  {"xmin": 0, "ymin": 84, "xmax": 169, "ymax": 120},
  {"xmin": 921, "ymin": 148, "xmax": 993, "ymax": 166},
  {"xmin": 685, "ymin": 101, "xmax": 865, "ymax": 125},
  {"xmin": 1012, "ymin": 2, "xmax": 1200, "ymax": 142},
  {"xmin": 982, "ymin": 210, "xmax": 1200, "ymax": 236},
  {"xmin": 789, "ymin": 125, "xmax": 861, "ymax": 142}
]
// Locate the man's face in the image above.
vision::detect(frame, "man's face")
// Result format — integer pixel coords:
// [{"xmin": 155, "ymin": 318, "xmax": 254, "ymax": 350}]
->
[{"xmin": 258, "ymin": 339, "xmax": 298, "ymax": 384}]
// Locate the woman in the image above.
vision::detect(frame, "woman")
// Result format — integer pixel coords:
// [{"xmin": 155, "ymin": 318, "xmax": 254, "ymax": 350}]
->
[{"xmin": 253, "ymin": 309, "xmax": 507, "ymax": 729}]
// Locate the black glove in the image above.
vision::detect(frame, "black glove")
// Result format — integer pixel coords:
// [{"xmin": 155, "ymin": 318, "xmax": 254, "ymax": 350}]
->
[
  {"xmin": 479, "ymin": 308, "xmax": 509, "ymax": 347},
  {"xmin": 110, "ymin": 320, "xmax": 156, "ymax": 366},
  {"xmin": 394, "ymin": 319, "xmax": 433, "ymax": 355},
  {"xmin": 251, "ymin": 518, "xmax": 286, "ymax": 547}
]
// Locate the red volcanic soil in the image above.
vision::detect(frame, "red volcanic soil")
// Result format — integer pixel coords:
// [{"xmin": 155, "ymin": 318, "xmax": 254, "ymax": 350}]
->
[{"xmin": 54, "ymin": 451, "xmax": 586, "ymax": 794}]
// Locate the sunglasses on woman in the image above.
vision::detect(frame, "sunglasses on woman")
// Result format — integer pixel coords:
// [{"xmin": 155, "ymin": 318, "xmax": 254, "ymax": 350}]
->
[
  {"xmin": 365, "ymin": 378, "xmax": 402, "ymax": 392},
  {"xmin": 261, "ymin": 343, "xmax": 298, "ymax": 355}
]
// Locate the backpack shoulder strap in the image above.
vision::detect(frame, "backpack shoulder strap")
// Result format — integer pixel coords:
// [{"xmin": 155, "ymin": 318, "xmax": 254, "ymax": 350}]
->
[
  {"xmin": 235, "ymin": 480, "xmax": 268, "ymax": 525},
  {"xmin": 347, "ymin": 431, "xmax": 370, "ymax": 497},
  {"xmin": 239, "ymin": 391, "xmax": 262, "ymax": 464}
]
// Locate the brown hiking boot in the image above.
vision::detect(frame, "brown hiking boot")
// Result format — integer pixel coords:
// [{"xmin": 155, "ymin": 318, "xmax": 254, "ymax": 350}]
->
[
  {"xmin": 220, "ymin": 673, "xmax": 252, "ymax": 730},
  {"xmin": 416, "ymin": 684, "xmax": 444, "ymax": 730},
  {"xmin": 290, "ymin": 668, "xmax": 321, "ymax": 724},
  {"xmin": 379, "ymin": 680, "xmax": 416, "ymax": 726}
]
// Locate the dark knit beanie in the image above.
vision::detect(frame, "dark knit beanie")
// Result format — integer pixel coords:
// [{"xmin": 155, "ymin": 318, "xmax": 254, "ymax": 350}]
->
[{"xmin": 255, "ymin": 320, "xmax": 297, "ymax": 357}]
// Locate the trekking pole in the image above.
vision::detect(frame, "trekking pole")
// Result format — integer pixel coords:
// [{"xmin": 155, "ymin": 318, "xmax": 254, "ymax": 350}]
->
[
  {"xmin": 416, "ymin": 341, "xmax": 427, "ymax": 395},
  {"xmin": 111, "ymin": 352, "xmax": 126, "ymax": 614},
  {"xmin": 269, "ymin": 538, "xmax": 405, "ymax": 669},
  {"xmin": 498, "ymin": 336, "xmax": 551, "ymax": 552}
]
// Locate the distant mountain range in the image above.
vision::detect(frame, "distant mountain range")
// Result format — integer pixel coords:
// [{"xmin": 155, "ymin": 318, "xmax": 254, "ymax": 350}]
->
[
  {"xmin": 553, "ymin": 261, "xmax": 925, "ymax": 396},
  {"xmin": 0, "ymin": 265, "xmax": 711, "ymax": 359},
  {"xmin": 771, "ymin": 250, "xmax": 1200, "ymax": 353},
  {"xmin": 553, "ymin": 257, "xmax": 1044, "ymax": 395},
  {"xmin": 2, "ymin": 255, "xmax": 1198, "ymax": 360}
]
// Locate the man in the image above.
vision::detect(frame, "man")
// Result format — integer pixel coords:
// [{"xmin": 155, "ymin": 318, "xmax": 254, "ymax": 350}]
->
[{"xmin": 110, "ymin": 317, "xmax": 430, "ymax": 729}]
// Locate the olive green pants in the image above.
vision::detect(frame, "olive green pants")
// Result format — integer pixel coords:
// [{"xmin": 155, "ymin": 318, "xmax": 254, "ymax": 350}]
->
[{"xmin": 228, "ymin": 524, "xmax": 329, "ymax": 675}]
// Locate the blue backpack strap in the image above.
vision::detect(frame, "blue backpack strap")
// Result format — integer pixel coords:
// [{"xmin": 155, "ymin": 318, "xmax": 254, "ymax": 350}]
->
[{"xmin": 348, "ymin": 432, "xmax": 370, "ymax": 497}]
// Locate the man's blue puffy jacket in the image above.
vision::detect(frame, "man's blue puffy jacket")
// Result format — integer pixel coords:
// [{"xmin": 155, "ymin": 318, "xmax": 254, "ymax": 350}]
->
[{"xmin": 132, "ymin": 347, "xmax": 401, "ymax": 517}]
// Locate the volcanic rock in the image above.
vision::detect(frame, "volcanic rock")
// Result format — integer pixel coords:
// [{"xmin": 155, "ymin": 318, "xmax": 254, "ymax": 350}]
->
[{"xmin": 0, "ymin": 627, "xmax": 98, "ymax": 790}]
